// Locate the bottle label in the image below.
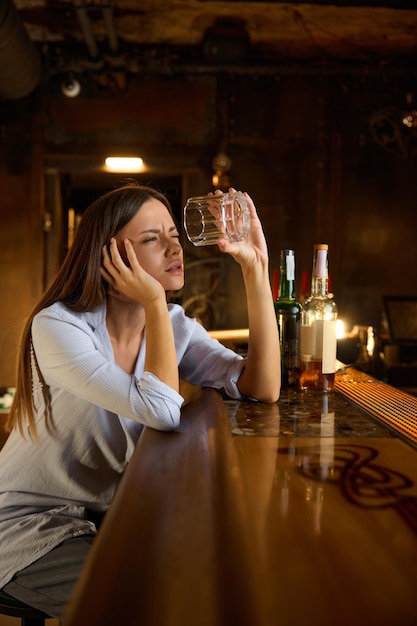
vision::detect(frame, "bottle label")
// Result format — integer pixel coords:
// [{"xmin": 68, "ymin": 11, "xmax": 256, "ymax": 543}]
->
[
  {"xmin": 315, "ymin": 249, "xmax": 327, "ymax": 278},
  {"xmin": 321, "ymin": 319, "xmax": 337, "ymax": 373},
  {"xmin": 300, "ymin": 320, "xmax": 336, "ymax": 373},
  {"xmin": 285, "ymin": 252, "xmax": 295, "ymax": 281}
]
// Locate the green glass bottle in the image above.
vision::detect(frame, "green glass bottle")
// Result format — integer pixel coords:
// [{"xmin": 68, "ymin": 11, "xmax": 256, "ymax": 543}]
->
[{"xmin": 274, "ymin": 249, "xmax": 301, "ymax": 388}]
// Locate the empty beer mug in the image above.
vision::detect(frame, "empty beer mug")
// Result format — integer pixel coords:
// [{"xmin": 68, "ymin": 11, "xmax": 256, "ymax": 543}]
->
[{"xmin": 183, "ymin": 190, "xmax": 250, "ymax": 246}]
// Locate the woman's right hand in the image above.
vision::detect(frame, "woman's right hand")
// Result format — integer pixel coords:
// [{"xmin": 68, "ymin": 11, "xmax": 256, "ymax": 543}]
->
[
  {"xmin": 101, "ymin": 238, "xmax": 165, "ymax": 306},
  {"xmin": 102, "ymin": 238, "xmax": 179, "ymax": 392}
]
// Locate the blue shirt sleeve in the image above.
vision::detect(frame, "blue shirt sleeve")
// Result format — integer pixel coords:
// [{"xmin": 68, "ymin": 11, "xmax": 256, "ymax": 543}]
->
[{"xmin": 32, "ymin": 305, "xmax": 183, "ymax": 431}]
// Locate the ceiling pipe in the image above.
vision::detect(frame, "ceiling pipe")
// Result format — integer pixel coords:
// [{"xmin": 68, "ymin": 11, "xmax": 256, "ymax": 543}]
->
[
  {"xmin": 71, "ymin": 0, "xmax": 125, "ymax": 85},
  {"xmin": 73, "ymin": 0, "xmax": 100, "ymax": 60},
  {"xmin": 0, "ymin": 0, "xmax": 42, "ymax": 101},
  {"xmin": 101, "ymin": 0, "xmax": 119, "ymax": 53},
  {"xmin": 70, "ymin": 0, "xmax": 126, "ymax": 91},
  {"xmin": 101, "ymin": 0, "xmax": 126, "ymax": 88}
]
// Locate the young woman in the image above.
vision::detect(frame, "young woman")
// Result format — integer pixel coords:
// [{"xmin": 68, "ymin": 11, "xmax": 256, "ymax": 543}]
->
[{"xmin": 0, "ymin": 182, "xmax": 280, "ymax": 618}]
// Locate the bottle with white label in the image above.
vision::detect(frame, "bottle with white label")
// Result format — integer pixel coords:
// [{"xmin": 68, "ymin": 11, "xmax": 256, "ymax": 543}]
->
[{"xmin": 299, "ymin": 244, "xmax": 337, "ymax": 392}]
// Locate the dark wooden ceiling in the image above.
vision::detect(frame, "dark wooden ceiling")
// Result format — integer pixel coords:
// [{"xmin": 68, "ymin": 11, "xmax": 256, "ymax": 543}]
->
[{"xmin": 15, "ymin": 0, "xmax": 417, "ymax": 69}]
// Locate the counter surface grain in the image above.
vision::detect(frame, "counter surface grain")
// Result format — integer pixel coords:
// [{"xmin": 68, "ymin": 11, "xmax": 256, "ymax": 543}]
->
[{"xmin": 63, "ymin": 372, "xmax": 417, "ymax": 626}]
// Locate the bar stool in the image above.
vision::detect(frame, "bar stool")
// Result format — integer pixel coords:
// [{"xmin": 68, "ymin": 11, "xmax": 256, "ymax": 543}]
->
[{"xmin": 0, "ymin": 588, "xmax": 49, "ymax": 625}]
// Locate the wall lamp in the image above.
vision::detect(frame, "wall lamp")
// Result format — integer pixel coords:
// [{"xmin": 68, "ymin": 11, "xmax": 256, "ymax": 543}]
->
[
  {"xmin": 61, "ymin": 74, "xmax": 81, "ymax": 98},
  {"xmin": 104, "ymin": 157, "xmax": 144, "ymax": 172}
]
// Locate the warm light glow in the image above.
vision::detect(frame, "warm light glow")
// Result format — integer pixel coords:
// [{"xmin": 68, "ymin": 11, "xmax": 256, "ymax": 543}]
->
[
  {"xmin": 366, "ymin": 325, "xmax": 375, "ymax": 356},
  {"xmin": 336, "ymin": 319, "xmax": 345, "ymax": 339},
  {"xmin": 68, "ymin": 208, "xmax": 75, "ymax": 249},
  {"xmin": 105, "ymin": 157, "xmax": 144, "ymax": 172},
  {"xmin": 402, "ymin": 110, "xmax": 417, "ymax": 128}
]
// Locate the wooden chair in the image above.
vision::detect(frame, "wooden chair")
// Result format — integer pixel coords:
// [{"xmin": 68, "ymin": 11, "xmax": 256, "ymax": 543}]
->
[{"xmin": 0, "ymin": 588, "xmax": 49, "ymax": 625}]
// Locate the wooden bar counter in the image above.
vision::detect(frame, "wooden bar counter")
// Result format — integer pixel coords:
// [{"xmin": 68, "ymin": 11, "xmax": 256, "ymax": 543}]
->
[{"xmin": 63, "ymin": 369, "xmax": 417, "ymax": 626}]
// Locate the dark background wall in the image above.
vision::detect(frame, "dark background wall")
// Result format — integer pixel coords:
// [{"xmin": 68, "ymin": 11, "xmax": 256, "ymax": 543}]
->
[{"xmin": 1, "ymin": 65, "xmax": 416, "ymax": 386}]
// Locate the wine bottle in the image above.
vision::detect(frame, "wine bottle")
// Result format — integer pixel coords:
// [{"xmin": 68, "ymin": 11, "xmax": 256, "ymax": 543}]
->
[
  {"xmin": 274, "ymin": 249, "xmax": 301, "ymax": 388},
  {"xmin": 299, "ymin": 244, "xmax": 338, "ymax": 392}
]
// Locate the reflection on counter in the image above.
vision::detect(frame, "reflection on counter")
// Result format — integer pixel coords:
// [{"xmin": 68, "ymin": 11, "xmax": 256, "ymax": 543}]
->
[
  {"xmin": 62, "ymin": 385, "xmax": 417, "ymax": 626},
  {"xmin": 228, "ymin": 390, "xmax": 417, "ymax": 551},
  {"xmin": 225, "ymin": 388, "xmax": 393, "ymax": 439}
]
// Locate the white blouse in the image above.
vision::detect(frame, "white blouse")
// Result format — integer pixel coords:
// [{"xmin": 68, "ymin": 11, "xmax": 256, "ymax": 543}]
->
[{"xmin": 0, "ymin": 301, "xmax": 244, "ymax": 588}]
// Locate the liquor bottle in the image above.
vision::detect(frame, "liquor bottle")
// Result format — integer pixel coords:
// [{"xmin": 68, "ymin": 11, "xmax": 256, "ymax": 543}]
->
[
  {"xmin": 274, "ymin": 249, "xmax": 301, "ymax": 388},
  {"xmin": 299, "ymin": 244, "xmax": 338, "ymax": 392}
]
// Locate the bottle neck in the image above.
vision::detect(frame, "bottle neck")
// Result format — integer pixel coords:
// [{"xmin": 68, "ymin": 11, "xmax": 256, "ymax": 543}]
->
[
  {"xmin": 279, "ymin": 276, "xmax": 295, "ymax": 299},
  {"xmin": 311, "ymin": 277, "xmax": 328, "ymax": 297},
  {"xmin": 278, "ymin": 250, "xmax": 295, "ymax": 300},
  {"xmin": 310, "ymin": 247, "xmax": 329, "ymax": 297}
]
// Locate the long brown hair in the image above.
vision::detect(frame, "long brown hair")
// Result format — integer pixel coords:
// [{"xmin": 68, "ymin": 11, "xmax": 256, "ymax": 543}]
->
[{"xmin": 7, "ymin": 182, "xmax": 173, "ymax": 439}]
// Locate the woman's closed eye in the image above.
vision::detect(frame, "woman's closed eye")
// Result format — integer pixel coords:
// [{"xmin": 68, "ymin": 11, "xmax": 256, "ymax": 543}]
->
[
  {"xmin": 142, "ymin": 236, "xmax": 158, "ymax": 243},
  {"xmin": 142, "ymin": 232, "xmax": 180, "ymax": 244}
]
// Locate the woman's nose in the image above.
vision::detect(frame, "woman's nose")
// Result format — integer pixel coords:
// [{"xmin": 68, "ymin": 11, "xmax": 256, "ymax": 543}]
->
[{"xmin": 166, "ymin": 238, "xmax": 182, "ymax": 254}]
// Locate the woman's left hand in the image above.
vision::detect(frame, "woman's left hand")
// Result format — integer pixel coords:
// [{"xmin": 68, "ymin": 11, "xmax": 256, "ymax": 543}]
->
[
  {"xmin": 216, "ymin": 189, "xmax": 268, "ymax": 269},
  {"xmin": 215, "ymin": 188, "xmax": 280, "ymax": 403}
]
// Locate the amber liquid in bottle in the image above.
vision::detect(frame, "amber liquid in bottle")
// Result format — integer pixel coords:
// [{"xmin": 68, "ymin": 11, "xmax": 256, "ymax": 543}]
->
[
  {"xmin": 299, "ymin": 360, "xmax": 335, "ymax": 391},
  {"xmin": 299, "ymin": 244, "xmax": 337, "ymax": 392}
]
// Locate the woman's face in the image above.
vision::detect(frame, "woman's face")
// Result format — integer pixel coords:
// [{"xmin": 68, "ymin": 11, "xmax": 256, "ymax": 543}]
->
[{"xmin": 116, "ymin": 198, "xmax": 184, "ymax": 291}]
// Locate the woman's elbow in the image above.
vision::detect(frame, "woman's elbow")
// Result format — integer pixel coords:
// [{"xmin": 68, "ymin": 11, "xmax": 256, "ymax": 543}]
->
[
  {"xmin": 147, "ymin": 401, "xmax": 181, "ymax": 431},
  {"xmin": 256, "ymin": 387, "xmax": 280, "ymax": 403},
  {"xmin": 238, "ymin": 380, "xmax": 280, "ymax": 403},
  {"xmin": 159, "ymin": 409, "xmax": 181, "ymax": 431}
]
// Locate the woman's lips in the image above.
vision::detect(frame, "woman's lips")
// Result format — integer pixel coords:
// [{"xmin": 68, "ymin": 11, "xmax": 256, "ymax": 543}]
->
[{"xmin": 166, "ymin": 262, "xmax": 183, "ymax": 274}]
